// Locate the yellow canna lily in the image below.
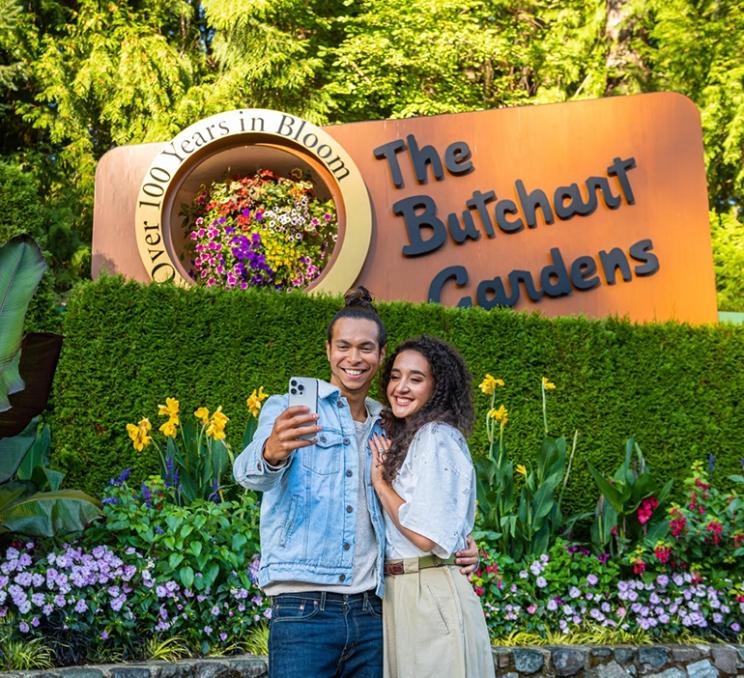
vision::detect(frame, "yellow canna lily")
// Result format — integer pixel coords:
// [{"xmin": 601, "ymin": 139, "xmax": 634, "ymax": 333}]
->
[
  {"xmin": 542, "ymin": 377, "xmax": 556, "ymax": 391},
  {"xmin": 194, "ymin": 406, "xmax": 210, "ymax": 425},
  {"xmin": 207, "ymin": 406, "xmax": 229, "ymax": 439},
  {"xmin": 246, "ymin": 387, "xmax": 268, "ymax": 418},
  {"xmin": 158, "ymin": 397, "xmax": 180, "ymax": 424},
  {"xmin": 126, "ymin": 417, "xmax": 152, "ymax": 451},
  {"xmin": 516, "ymin": 464, "xmax": 527, "ymax": 476},
  {"xmin": 488, "ymin": 404, "xmax": 509, "ymax": 425},
  {"xmin": 159, "ymin": 417, "xmax": 178, "ymax": 438},
  {"xmin": 479, "ymin": 374, "xmax": 505, "ymax": 395}
]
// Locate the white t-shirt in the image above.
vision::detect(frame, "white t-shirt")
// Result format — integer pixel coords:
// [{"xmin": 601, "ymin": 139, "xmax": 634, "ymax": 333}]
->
[{"xmin": 384, "ymin": 421, "xmax": 476, "ymax": 560}]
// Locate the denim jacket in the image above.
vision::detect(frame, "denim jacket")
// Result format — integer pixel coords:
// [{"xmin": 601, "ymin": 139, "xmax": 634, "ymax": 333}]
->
[{"xmin": 233, "ymin": 380, "xmax": 387, "ymax": 598}]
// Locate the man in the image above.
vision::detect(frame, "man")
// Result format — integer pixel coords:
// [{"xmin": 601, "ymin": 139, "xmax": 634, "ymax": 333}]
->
[{"xmin": 233, "ymin": 288, "xmax": 478, "ymax": 677}]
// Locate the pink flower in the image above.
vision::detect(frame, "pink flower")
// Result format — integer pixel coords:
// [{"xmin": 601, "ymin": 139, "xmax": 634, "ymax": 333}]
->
[{"xmin": 527, "ymin": 604, "xmax": 537, "ymax": 614}]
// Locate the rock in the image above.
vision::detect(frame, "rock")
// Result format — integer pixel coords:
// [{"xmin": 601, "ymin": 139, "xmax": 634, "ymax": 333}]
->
[
  {"xmin": 193, "ymin": 663, "xmax": 238, "ymax": 678},
  {"xmin": 552, "ymin": 647, "xmax": 586, "ymax": 676},
  {"xmin": 588, "ymin": 660, "xmax": 633, "ymax": 678},
  {"xmin": 154, "ymin": 663, "xmax": 199, "ymax": 678},
  {"xmin": 686, "ymin": 659, "xmax": 719, "ymax": 678},
  {"xmin": 513, "ymin": 648, "xmax": 545, "ymax": 674},
  {"xmin": 710, "ymin": 646, "xmax": 737, "ymax": 675},
  {"xmin": 615, "ymin": 647, "xmax": 637, "ymax": 664},
  {"xmin": 592, "ymin": 647, "xmax": 614, "ymax": 658},
  {"xmin": 492, "ymin": 648, "xmax": 512, "ymax": 669},
  {"xmin": 671, "ymin": 647, "xmax": 703, "ymax": 663},
  {"xmin": 109, "ymin": 670, "xmax": 151, "ymax": 678},
  {"xmin": 58, "ymin": 669, "xmax": 105, "ymax": 678},
  {"xmin": 646, "ymin": 669, "xmax": 685, "ymax": 678},
  {"xmin": 224, "ymin": 658, "xmax": 268, "ymax": 677},
  {"xmin": 639, "ymin": 646, "xmax": 670, "ymax": 671}
]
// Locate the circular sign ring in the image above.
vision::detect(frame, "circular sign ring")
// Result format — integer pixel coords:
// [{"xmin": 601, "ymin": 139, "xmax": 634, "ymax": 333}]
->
[{"xmin": 134, "ymin": 109, "xmax": 372, "ymax": 295}]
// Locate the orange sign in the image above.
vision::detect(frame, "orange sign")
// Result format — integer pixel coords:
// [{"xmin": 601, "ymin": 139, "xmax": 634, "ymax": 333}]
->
[{"xmin": 92, "ymin": 93, "xmax": 717, "ymax": 323}]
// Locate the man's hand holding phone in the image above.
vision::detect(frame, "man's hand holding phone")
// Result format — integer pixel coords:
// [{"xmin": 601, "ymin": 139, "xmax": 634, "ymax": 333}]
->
[{"xmin": 263, "ymin": 378, "xmax": 321, "ymax": 467}]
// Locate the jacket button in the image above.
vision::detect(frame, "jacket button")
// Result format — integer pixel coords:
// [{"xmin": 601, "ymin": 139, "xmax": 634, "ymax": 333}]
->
[
  {"xmin": 339, "ymin": 574, "xmax": 346, "ymax": 582},
  {"xmin": 343, "ymin": 437, "xmax": 350, "ymax": 445},
  {"xmin": 319, "ymin": 435, "xmax": 326, "ymax": 443},
  {"xmin": 337, "ymin": 401, "xmax": 344, "ymax": 408},
  {"xmin": 346, "ymin": 469, "xmax": 353, "ymax": 477},
  {"xmin": 346, "ymin": 505, "xmax": 353, "ymax": 513},
  {"xmin": 343, "ymin": 542, "xmax": 350, "ymax": 551}
]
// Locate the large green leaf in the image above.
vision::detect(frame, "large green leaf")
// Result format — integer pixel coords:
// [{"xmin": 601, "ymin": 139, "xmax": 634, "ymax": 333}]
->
[
  {"xmin": 0, "ymin": 488, "xmax": 101, "ymax": 537},
  {"xmin": 0, "ymin": 236, "xmax": 47, "ymax": 412},
  {"xmin": 588, "ymin": 462, "xmax": 624, "ymax": 513},
  {"xmin": 15, "ymin": 421, "xmax": 51, "ymax": 479},
  {"xmin": 0, "ymin": 417, "xmax": 37, "ymax": 483}
]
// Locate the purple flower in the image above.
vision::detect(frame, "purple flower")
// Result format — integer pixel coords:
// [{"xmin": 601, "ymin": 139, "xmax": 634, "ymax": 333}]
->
[
  {"xmin": 102, "ymin": 497, "xmax": 119, "ymax": 505},
  {"xmin": 18, "ymin": 621, "xmax": 29, "ymax": 633},
  {"xmin": 109, "ymin": 468, "xmax": 131, "ymax": 486},
  {"xmin": 536, "ymin": 576, "xmax": 547, "ymax": 588},
  {"xmin": 141, "ymin": 482, "xmax": 152, "ymax": 508},
  {"xmin": 586, "ymin": 574, "xmax": 598, "ymax": 586},
  {"xmin": 569, "ymin": 586, "xmax": 581, "ymax": 599}
]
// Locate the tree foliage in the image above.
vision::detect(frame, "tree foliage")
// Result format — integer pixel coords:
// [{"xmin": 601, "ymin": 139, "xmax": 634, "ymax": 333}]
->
[{"xmin": 0, "ymin": 0, "xmax": 741, "ymax": 312}]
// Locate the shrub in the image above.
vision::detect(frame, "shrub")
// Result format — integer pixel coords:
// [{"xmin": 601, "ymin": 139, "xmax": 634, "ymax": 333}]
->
[{"xmin": 51, "ymin": 277, "xmax": 744, "ymax": 512}]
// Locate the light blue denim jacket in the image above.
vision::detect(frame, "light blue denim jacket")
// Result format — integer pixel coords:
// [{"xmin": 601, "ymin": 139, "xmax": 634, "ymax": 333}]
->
[{"xmin": 233, "ymin": 380, "xmax": 387, "ymax": 598}]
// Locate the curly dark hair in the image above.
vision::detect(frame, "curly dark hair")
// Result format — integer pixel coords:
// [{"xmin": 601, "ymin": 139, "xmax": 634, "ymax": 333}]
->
[
  {"xmin": 380, "ymin": 335, "xmax": 474, "ymax": 482},
  {"xmin": 326, "ymin": 286, "xmax": 387, "ymax": 348}
]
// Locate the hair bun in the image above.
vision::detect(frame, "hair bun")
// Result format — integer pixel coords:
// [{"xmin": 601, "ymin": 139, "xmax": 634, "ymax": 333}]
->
[{"xmin": 343, "ymin": 286, "xmax": 374, "ymax": 309}]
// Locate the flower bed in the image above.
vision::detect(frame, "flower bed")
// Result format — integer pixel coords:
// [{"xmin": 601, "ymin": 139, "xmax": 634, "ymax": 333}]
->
[{"xmin": 182, "ymin": 169, "xmax": 338, "ymax": 290}]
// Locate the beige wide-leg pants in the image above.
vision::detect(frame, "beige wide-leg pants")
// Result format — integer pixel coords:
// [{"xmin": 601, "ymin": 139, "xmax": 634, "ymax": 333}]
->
[{"xmin": 383, "ymin": 565, "xmax": 495, "ymax": 678}]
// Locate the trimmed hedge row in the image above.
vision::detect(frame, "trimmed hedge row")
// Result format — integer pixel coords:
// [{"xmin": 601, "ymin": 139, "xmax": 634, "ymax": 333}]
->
[{"xmin": 51, "ymin": 277, "xmax": 744, "ymax": 515}]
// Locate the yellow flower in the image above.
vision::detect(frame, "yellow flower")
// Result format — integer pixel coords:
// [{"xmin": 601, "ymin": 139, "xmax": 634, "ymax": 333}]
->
[
  {"xmin": 488, "ymin": 404, "xmax": 509, "ymax": 425},
  {"xmin": 159, "ymin": 417, "xmax": 178, "ymax": 438},
  {"xmin": 194, "ymin": 406, "xmax": 210, "ymax": 425},
  {"xmin": 158, "ymin": 397, "xmax": 180, "ymax": 424},
  {"xmin": 542, "ymin": 377, "xmax": 556, "ymax": 391},
  {"xmin": 207, "ymin": 406, "xmax": 229, "ymax": 440},
  {"xmin": 246, "ymin": 386, "xmax": 269, "ymax": 418},
  {"xmin": 516, "ymin": 463, "xmax": 528, "ymax": 477},
  {"xmin": 479, "ymin": 374, "xmax": 505, "ymax": 395},
  {"xmin": 126, "ymin": 417, "xmax": 152, "ymax": 451}
]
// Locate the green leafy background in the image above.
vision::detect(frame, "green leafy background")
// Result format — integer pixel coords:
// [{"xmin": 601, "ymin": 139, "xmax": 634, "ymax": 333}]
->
[{"xmin": 51, "ymin": 277, "xmax": 744, "ymax": 514}]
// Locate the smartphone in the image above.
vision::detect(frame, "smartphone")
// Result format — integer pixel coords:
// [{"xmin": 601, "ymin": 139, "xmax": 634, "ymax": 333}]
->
[{"xmin": 288, "ymin": 377, "xmax": 319, "ymax": 440}]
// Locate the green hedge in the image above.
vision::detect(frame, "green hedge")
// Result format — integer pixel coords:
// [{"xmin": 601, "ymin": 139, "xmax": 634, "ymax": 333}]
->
[{"xmin": 51, "ymin": 277, "xmax": 744, "ymax": 515}]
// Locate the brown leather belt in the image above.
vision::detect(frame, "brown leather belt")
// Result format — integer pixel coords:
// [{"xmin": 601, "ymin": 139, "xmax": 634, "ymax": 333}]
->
[{"xmin": 384, "ymin": 554, "xmax": 457, "ymax": 576}]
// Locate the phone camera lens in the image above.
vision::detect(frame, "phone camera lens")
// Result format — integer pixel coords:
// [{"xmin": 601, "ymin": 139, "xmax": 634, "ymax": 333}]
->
[
  {"xmin": 290, "ymin": 388, "xmax": 297, "ymax": 395},
  {"xmin": 299, "ymin": 385, "xmax": 305, "ymax": 392},
  {"xmin": 290, "ymin": 379, "xmax": 297, "ymax": 387}
]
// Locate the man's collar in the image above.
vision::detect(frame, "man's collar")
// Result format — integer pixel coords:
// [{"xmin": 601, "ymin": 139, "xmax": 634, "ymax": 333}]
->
[{"xmin": 317, "ymin": 379, "xmax": 383, "ymax": 417}]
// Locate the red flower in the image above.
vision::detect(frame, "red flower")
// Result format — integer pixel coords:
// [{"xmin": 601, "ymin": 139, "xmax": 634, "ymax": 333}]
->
[
  {"xmin": 669, "ymin": 508, "xmax": 687, "ymax": 538},
  {"xmin": 654, "ymin": 545, "xmax": 672, "ymax": 564},
  {"xmin": 474, "ymin": 586, "xmax": 485, "ymax": 597},
  {"xmin": 706, "ymin": 519, "xmax": 723, "ymax": 545},
  {"xmin": 633, "ymin": 559, "xmax": 646, "ymax": 575},
  {"xmin": 637, "ymin": 497, "xmax": 659, "ymax": 525}
]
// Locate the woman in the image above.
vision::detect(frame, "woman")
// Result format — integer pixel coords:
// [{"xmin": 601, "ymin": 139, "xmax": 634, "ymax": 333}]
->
[{"xmin": 370, "ymin": 336, "xmax": 494, "ymax": 678}]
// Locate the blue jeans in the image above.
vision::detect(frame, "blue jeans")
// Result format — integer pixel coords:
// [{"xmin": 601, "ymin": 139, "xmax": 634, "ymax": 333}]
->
[{"xmin": 268, "ymin": 589, "xmax": 383, "ymax": 678}]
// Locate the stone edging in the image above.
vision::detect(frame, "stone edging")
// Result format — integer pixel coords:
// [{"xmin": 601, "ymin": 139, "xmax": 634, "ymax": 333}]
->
[{"xmin": 4, "ymin": 644, "xmax": 744, "ymax": 677}]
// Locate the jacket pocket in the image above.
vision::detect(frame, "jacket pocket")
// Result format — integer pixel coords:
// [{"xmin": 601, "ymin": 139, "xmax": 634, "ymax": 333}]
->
[{"xmin": 301, "ymin": 428, "xmax": 344, "ymax": 475}]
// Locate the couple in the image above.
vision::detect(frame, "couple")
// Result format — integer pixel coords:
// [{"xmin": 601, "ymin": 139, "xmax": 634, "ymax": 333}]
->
[{"xmin": 233, "ymin": 288, "xmax": 494, "ymax": 678}]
